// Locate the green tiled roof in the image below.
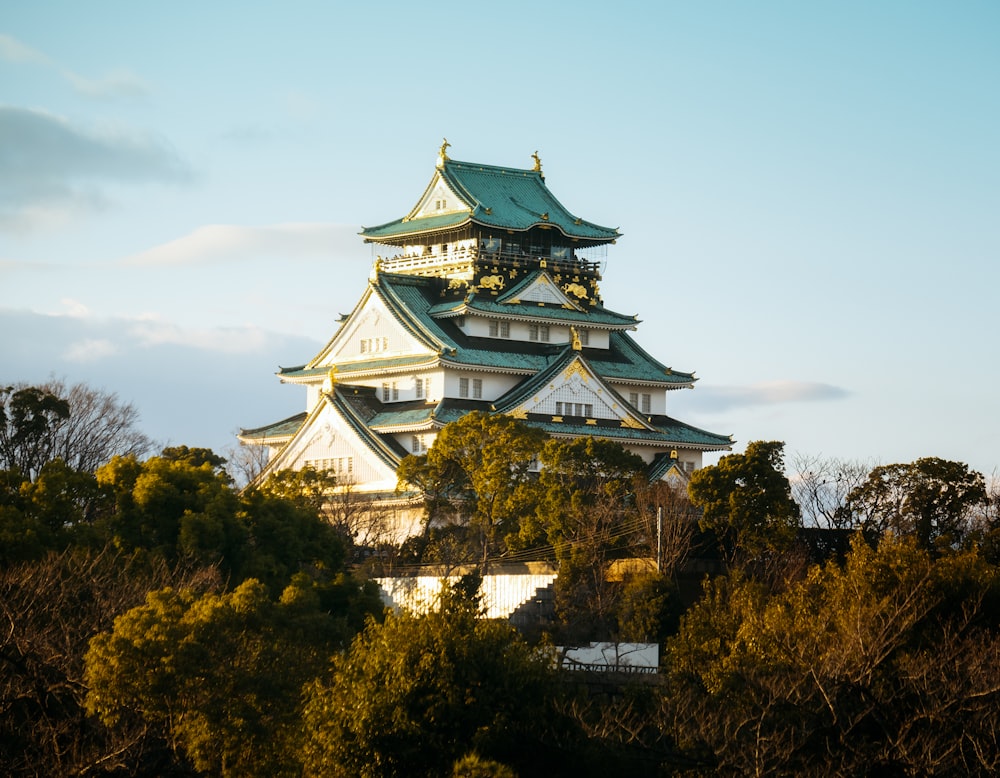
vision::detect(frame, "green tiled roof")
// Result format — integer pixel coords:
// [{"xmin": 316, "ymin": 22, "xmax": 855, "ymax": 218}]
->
[
  {"xmin": 281, "ymin": 354, "xmax": 437, "ymax": 380},
  {"xmin": 527, "ymin": 416, "xmax": 732, "ymax": 449},
  {"xmin": 647, "ymin": 453, "xmax": 684, "ymax": 482},
  {"xmin": 361, "ymin": 159, "xmax": 619, "ymax": 243},
  {"xmin": 428, "ymin": 296, "xmax": 638, "ymax": 328},
  {"xmin": 238, "ymin": 412, "xmax": 307, "ymax": 440},
  {"xmin": 491, "ymin": 347, "xmax": 582, "ymax": 414},
  {"xmin": 328, "ymin": 387, "xmax": 409, "ymax": 466},
  {"xmin": 367, "ymin": 405, "xmax": 437, "ymax": 428}
]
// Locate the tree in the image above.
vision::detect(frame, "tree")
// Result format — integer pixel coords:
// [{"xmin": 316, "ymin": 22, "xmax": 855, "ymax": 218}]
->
[
  {"xmin": 661, "ymin": 535, "xmax": 1000, "ymax": 775},
  {"xmin": 688, "ymin": 441, "xmax": 800, "ymax": 565},
  {"xmin": 96, "ymin": 446, "xmax": 241, "ymax": 563},
  {"xmin": 0, "ymin": 384, "xmax": 69, "ymax": 480},
  {"xmin": 522, "ymin": 437, "xmax": 646, "ymax": 640},
  {"xmin": 0, "ymin": 546, "xmax": 217, "ymax": 777},
  {"xmin": 96, "ymin": 447, "xmax": 351, "ymax": 595},
  {"xmin": 300, "ymin": 584, "xmax": 572, "ymax": 778},
  {"xmin": 85, "ymin": 576, "xmax": 356, "ymax": 778},
  {"xmin": 397, "ymin": 412, "xmax": 546, "ymax": 566},
  {"xmin": 790, "ymin": 453, "xmax": 873, "ymax": 529},
  {"xmin": 0, "ymin": 381, "xmax": 153, "ymax": 480},
  {"xmin": 844, "ymin": 457, "xmax": 987, "ymax": 549}
]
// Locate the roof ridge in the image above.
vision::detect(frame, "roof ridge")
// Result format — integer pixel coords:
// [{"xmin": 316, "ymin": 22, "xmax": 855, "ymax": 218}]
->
[{"xmin": 330, "ymin": 387, "xmax": 406, "ymax": 468}]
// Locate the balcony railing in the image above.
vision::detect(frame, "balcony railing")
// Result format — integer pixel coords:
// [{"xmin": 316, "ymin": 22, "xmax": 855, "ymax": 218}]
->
[{"xmin": 377, "ymin": 244, "xmax": 602, "ymax": 278}]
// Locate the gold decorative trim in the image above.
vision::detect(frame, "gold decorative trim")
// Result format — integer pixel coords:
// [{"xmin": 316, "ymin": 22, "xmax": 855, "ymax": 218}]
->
[
  {"xmin": 620, "ymin": 416, "xmax": 645, "ymax": 429},
  {"xmin": 563, "ymin": 361, "xmax": 588, "ymax": 382}
]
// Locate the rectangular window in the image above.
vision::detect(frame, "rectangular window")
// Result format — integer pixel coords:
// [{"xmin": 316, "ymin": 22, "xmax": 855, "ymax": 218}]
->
[
  {"xmin": 360, "ymin": 339, "xmax": 368, "ymax": 354},
  {"xmin": 392, "ymin": 382, "xmax": 399, "ymax": 401},
  {"xmin": 529, "ymin": 325, "xmax": 539, "ymax": 341},
  {"xmin": 472, "ymin": 378, "xmax": 482, "ymax": 399},
  {"xmin": 539, "ymin": 325, "xmax": 550, "ymax": 342},
  {"xmin": 500, "ymin": 321, "xmax": 510, "ymax": 338},
  {"xmin": 629, "ymin": 392, "xmax": 639, "ymax": 408},
  {"xmin": 412, "ymin": 435, "xmax": 422, "ymax": 453},
  {"xmin": 416, "ymin": 378, "xmax": 425, "ymax": 399},
  {"xmin": 382, "ymin": 336, "xmax": 388, "ymax": 352},
  {"xmin": 555, "ymin": 402, "xmax": 563, "ymax": 415},
  {"xmin": 382, "ymin": 383, "xmax": 390, "ymax": 402},
  {"xmin": 489, "ymin": 321, "xmax": 499, "ymax": 337},
  {"xmin": 641, "ymin": 394, "xmax": 651, "ymax": 414},
  {"xmin": 459, "ymin": 377, "xmax": 469, "ymax": 398},
  {"xmin": 584, "ymin": 403, "xmax": 593, "ymax": 416},
  {"xmin": 579, "ymin": 329, "xmax": 589, "ymax": 346}
]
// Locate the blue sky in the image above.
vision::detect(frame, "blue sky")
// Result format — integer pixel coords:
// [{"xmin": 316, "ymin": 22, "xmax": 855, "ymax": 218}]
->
[{"xmin": 2, "ymin": 1, "xmax": 998, "ymax": 476}]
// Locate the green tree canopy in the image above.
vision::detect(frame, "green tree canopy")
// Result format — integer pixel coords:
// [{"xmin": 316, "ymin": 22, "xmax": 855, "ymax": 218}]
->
[
  {"xmin": 687, "ymin": 440, "xmax": 800, "ymax": 563},
  {"xmin": 844, "ymin": 456, "xmax": 987, "ymax": 549},
  {"xmin": 0, "ymin": 385, "xmax": 70, "ymax": 480},
  {"xmin": 397, "ymin": 412, "xmax": 546, "ymax": 566},
  {"xmin": 663, "ymin": 535, "xmax": 1000, "ymax": 775},
  {"xmin": 85, "ymin": 575, "xmax": 362, "ymax": 778},
  {"xmin": 301, "ymin": 584, "xmax": 570, "ymax": 778}
]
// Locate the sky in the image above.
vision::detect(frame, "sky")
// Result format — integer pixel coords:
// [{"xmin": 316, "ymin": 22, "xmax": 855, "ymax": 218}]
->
[{"xmin": 2, "ymin": 1, "xmax": 998, "ymax": 477}]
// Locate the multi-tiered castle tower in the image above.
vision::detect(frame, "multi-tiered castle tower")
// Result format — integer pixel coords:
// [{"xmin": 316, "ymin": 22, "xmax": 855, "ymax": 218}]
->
[{"xmin": 240, "ymin": 143, "xmax": 732, "ymax": 539}]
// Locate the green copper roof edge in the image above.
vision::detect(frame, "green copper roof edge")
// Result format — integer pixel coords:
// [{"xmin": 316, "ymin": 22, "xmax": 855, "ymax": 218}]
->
[
  {"xmin": 374, "ymin": 274, "xmax": 453, "ymax": 353},
  {"xmin": 238, "ymin": 410, "xmax": 308, "ymax": 440},
  {"xmin": 329, "ymin": 388, "xmax": 405, "ymax": 468},
  {"xmin": 442, "ymin": 159, "xmax": 618, "ymax": 239},
  {"xmin": 611, "ymin": 331, "xmax": 696, "ymax": 383}
]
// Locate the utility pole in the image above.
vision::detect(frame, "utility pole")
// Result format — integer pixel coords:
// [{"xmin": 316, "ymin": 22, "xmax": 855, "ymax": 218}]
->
[{"xmin": 656, "ymin": 506, "xmax": 663, "ymax": 573}]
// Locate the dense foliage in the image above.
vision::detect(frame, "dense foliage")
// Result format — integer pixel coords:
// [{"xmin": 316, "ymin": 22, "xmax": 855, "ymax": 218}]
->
[{"xmin": 3, "ymin": 382, "xmax": 1000, "ymax": 776}]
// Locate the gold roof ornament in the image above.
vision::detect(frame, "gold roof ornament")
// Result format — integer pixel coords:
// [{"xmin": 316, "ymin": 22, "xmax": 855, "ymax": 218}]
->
[
  {"xmin": 531, "ymin": 150, "xmax": 542, "ymax": 172},
  {"xmin": 570, "ymin": 326, "xmax": 582, "ymax": 351},
  {"xmin": 322, "ymin": 366, "xmax": 338, "ymax": 394},
  {"xmin": 437, "ymin": 138, "xmax": 451, "ymax": 168}
]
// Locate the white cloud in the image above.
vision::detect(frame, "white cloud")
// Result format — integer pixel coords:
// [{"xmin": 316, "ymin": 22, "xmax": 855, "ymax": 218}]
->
[
  {"xmin": 63, "ymin": 68, "xmax": 150, "ymax": 99},
  {"xmin": 128, "ymin": 321, "xmax": 279, "ymax": 354},
  {"xmin": 0, "ymin": 106, "xmax": 191, "ymax": 228},
  {"xmin": 64, "ymin": 338, "xmax": 118, "ymax": 362},
  {"xmin": 121, "ymin": 222, "xmax": 363, "ymax": 266},
  {"xmin": 0, "ymin": 33, "xmax": 149, "ymax": 98},
  {"xmin": 693, "ymin": 380, "xmax": 850, "ymax": 413},
  {"xmin": 59, "ymin": 299, "xmax": 91, "ymax": 317},
  {"xmin": 0, "ymin": 33, "xmax": 50, "ymax": 64}
]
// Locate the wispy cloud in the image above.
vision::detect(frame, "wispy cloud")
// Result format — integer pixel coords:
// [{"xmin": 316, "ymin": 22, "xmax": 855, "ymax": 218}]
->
[
  {"xmin": 0, "ymin": 106, "xmax": 192, "ymax": 228},
  {"xmin": 0, "ymin": 33, "xmax": 49, "ymax": 64},
  {"xmin": 693, "ymin": 380, "xmax": 850, "ymax": 413},
  {"xmin": 0, "ymin": 308, "xmax": 318, "ymax": 458},
  {"xmin": 0, "ymin": 33, "xmax": 150, "ymax": 98},
  {"xmin": 121, "ymin": 223, "xmax": 363, "ymax": 266},
  {"xmin": 64, "ymin": 68, "xmax": 149, "ymax": 99},
  {"xmin": 64, "ymin": 338, "xmax": 118, "ymax": 362},
  {"xmin": 128, "ymin": 320, "xmax": 279, "ymax": 354}
]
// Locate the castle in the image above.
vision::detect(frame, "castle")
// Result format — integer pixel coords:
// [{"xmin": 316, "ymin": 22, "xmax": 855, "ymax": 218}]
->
[{"xmin": 239, "ymin": 143, "xmax": 732, "ymax": 541}]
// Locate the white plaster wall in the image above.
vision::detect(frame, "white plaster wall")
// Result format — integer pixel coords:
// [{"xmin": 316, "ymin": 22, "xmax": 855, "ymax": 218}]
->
[
  {"xmin": 443, "ymin": 371, "xmax": 521, "ymax": 400},
  {"xmin": 375, "ymin": 573, "xmax": 558, "ymax": 620},
  {"xmin": 608, "ymin": 383, "xmax": 666, "ymax": 416}
]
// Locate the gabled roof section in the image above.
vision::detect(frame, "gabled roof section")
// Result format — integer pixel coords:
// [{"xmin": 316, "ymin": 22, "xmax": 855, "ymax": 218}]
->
[
  {"xmin": 647, "ymin": 453, "xmax": 686, "ymax": 483},
  {"xmin": 326, "ymin": 385, "xmax": 410, "ymax": 467},
  {"xmin": 496, "ymin": 269, "xmax": 583, "ymax": 310},
  {"xmin": 594, "ymin": 332, "xmax": 696, "ymax": 386},
  {"xmin": 427, "ymin": 295, "xmax": 639, "ymax": 329},
  {"xmin": 493, "ymin": 346, "xmax": 658, "ymax": 432},
  {"xmin": 307, "ymin": 273, "xmax": 453, "ymax": 370},
  {"xmin": 238, "ymin": 412, "xmax": 308, "ymax": 444},
  {"xmin": 361, "ymin": 157, "xmax": 620, "ymax": 244}
]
